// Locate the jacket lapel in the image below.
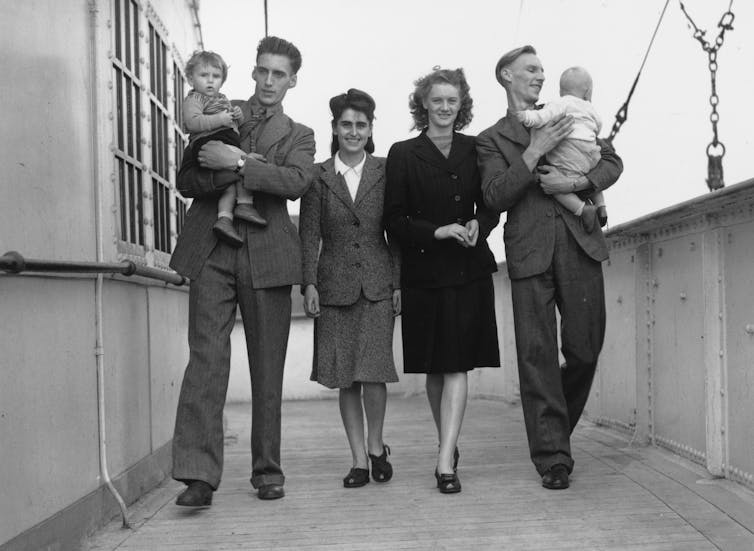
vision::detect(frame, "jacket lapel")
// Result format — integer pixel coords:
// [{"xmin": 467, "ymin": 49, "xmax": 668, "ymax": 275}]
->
[
  {"xmin": 497, "ymin": 115, "xmax": 530, "ymax": 148},
  {"xmin": 255, "ymin": 111, "xmax": 290, "ymax": 156},
  {"xmin": 412, "ymin": 132, "xmax": 448, "ymax": 171},
  {"xmin": 319, "ymin": 158, "xmax": 358, "ymax": 216},
  {"xmin": 353, "ymin": 154, "xmax": 379, "ymax": 207}
]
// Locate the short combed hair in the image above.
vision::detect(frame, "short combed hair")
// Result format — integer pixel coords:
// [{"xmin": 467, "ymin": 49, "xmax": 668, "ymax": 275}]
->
[
  {"xmin": 257, "ymin": 36, "xmax": 302, "ymax": 74},
  {"xmin": 329, "ymin": 88, "xmax": 376, "ymax": 156},
  {"xmin": 494, "ymin": 45, "xmax": 537, "ymax": 87},
  {"xmin": 409, "ymin": 67, "xmax": 473, "ymax": 131},
  {"xmin": 185, "ymin": 50, "xmax": 228, "ymax": 83}
]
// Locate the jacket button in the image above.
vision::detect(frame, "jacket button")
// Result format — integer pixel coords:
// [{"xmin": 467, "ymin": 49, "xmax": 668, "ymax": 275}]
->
[
  {"xmin": 450, "ymin": 174, "xmax": 458, "ymax": 180},
  {"xmin": 456, "ymin": 218, "xmax": 463, "ymax": 224},
  {"xmin": 454, "ymin": 195, "xmax": 461, "ymax": 202},
  {"xmin": 353, "ymin": 220, "xmax": 360, "ymax": 226},
  {"xmin": 354, "ymin": 243, "xmax": 360, "ymax": 249},
  {"xmin": 355, "ymin": 262, "xmax": 362, "ymax": 268}
]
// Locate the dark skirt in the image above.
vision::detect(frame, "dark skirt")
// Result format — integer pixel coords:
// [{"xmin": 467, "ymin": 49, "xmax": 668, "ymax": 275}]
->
[
  {"xmin": 401, "ymin": 275, "xmax": 500, "ymax": 374},
  {"xmin": 311, "ymin": 294, "xmax": 399, "ymax": 389}
]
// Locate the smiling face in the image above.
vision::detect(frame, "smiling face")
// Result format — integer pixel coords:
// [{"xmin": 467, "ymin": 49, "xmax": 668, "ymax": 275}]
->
[
  {"xmin": 252, "ymin": 53, "xmax": 297, "ymax": 107},
  {"xmin": 422, "ymin": 83, "xmax": 461, "ymax": 132},
  {"xmin": 188, "ymin": 63, "xmax": 224, "ymax": 97},
  {"xmin": 502, "ymin": 52, "xmax": 544, "ymax": 108},
  {"xmin": 333, "ymin": 108, "xmax": 372, "ymax": 157}
]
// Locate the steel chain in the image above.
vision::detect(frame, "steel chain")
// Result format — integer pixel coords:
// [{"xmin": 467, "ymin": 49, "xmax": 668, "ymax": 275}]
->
[{"xmin": 679, "ymin": 1, "xmax": 735, "ymax": 190}]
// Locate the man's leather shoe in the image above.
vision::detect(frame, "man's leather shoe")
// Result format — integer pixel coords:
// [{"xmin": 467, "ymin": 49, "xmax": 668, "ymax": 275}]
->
[
  {"xmin": 175, "ymin": 480, "xmax": 213, "ymax": 507},
  {"xmin": 257, "ymin": 483, "xmax": 285, "ymax": 500},
  {"xmin": 541, "ymin": 464, "xmax": 570, "ymax": 490}
]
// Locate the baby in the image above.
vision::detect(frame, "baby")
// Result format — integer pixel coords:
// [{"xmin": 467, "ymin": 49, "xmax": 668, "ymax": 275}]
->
[
  {"xmin": 517, "ymin": 66, "xmax": 607, "ymax": 232},
  {"xmin": 183, "ymin": 50, "xmax": 266, "ymax": 247}
]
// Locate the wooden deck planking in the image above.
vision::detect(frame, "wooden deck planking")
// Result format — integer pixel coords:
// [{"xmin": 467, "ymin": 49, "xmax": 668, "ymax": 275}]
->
[{"xmin": 85, "ymin": 396, "xmax": 754, "ymax": 550}]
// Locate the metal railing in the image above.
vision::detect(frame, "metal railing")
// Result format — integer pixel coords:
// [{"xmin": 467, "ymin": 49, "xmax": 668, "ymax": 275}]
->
[{"xmin": 0, "ymin": 250, "xmax": 187, "ymax": 286}]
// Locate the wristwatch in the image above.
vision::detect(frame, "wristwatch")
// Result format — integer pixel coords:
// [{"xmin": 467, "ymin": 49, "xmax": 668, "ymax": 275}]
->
[{"xmin": 234, "ymin": 155, "xmax": 246, "ymax": 174}]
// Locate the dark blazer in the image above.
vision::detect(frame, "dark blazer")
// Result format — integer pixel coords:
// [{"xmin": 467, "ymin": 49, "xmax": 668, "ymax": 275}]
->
[
  {"xmin": 384, "ymin": 131, "xmax": 499, "ymax": 289},
  {"xmin": 170, "ymin": 101, "xmax": 315, "ymax": 285},
  {"xmin": 299, "ymin": 154, "xmax": 399, "ymax": 306},
  {"xmin": 476, "ymin": 114, "xmax": 623, "ymax": 280}
]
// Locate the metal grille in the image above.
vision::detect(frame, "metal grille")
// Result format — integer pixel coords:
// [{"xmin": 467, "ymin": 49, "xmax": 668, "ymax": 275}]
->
[
  {"xmin": 173, "ymin": 61, "xmax": 189, "ymax": 237},
  {"xmin": 112, "ymin": 0, "xmax": 191, "ymax": 256},
  {"xmin": 112, "ymin": 0, "xmax": 144, "ymax": 246}
]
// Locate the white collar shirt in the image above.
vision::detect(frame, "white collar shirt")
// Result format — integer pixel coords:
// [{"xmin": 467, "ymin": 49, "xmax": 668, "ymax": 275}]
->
[{"xmin": 334, "ymin": 151, "xmax": 366, "ymax": 201}]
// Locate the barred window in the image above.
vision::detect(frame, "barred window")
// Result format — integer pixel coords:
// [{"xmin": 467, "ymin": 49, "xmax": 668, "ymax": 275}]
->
[
  {"xmin": 111, "ymin": 0, "xmax": 192, "ymax": 260},
  {"xmin": 112, "ymin": 0, "xmax": 144, "ymax": 246},
  {"xmin": 173, "ymin": 61, "xmax": 188, "ymax": 236}
]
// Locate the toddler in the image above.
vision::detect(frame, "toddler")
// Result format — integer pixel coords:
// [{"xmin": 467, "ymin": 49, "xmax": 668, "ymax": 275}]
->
[{"xmin": 183, "ymin": 50, "xmax": 266, "ymax": 247}]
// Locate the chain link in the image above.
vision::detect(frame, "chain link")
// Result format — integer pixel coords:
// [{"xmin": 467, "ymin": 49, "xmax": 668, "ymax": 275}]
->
[{"xmin": 679, "ymin": 1, "xmax": 735, "ymax": 189}]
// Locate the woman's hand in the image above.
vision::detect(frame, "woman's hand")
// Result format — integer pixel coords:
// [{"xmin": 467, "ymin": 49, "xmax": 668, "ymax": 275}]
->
[
  {"xmin": 392, "ymin": 289, "xmax": 401, "ymax": 317},
  {"xmin": 434, "ymin": 223, "xmax": 472, "ymax": 247},
  {"xmin": 464, "ymin": 219, "xmax": 479, "ymax": 247},
  {"xmin": 303, "ymin": 284, "xmax": 320, "ymax": 318}
]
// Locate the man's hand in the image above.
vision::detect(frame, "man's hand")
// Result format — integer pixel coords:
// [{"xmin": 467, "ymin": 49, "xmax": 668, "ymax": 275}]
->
[
  {"xmin": 303, "ymin": 284, "xmax": 320, "ymax": 318},
  {"xmin": 218, "ymin": 111, "xmax": 234, "ymax": 127},
  {"xmin": 527, "ymin": 114, "xmax": 574, "ymax": 159},
  {"xmin": 464, "ymin": 219, "xmax": 479, "ymax": 247},
  {"xmin": 538, "ymin": 166, "xmax": 571, "ymax": 195},
  {"xmin": 196, "ymin": 141, "xmax": 245, "ymax": 170}
]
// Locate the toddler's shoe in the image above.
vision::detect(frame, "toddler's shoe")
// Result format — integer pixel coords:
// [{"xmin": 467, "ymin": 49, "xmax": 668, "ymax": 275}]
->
[
  {"xmin": 597, "ymin": 205, "xmax": 608, "ymax": 228},
  {"xmin": 213, "ymin": 218, "xmax": 243, "ymax": 247},
  {"xmin": 580, "ymin": 205, "xmax": 598, "ymax": 233},
  {"xmin": 234, "ymin": 203, "xmax": 267, "ymax": 226}
]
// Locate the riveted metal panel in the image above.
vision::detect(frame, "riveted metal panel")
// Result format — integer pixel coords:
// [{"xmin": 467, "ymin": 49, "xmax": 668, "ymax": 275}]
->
[
  {"xmin": 723, "ymin": 220, "xmax": 754, "ymax": 482},
  {"xmin": 651, "ymin": 234, "xmax": 707, "ymax": 462},
  {"xmin": 586, "ymin": 246, "xmax": 637, "ymax": 431}
]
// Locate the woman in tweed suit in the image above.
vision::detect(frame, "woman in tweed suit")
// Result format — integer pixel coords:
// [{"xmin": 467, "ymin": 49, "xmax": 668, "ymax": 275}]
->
[{"xmin": 299, "ymin": 89, "xmax": 401, "ymax": 488}]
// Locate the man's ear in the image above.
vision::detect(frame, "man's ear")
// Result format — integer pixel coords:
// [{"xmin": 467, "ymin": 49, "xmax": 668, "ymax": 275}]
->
[
  {"xmin": 500, "ymin": 68, "xmax": 512, "ymax": 85},
  {"xmin": 288, "ymin": 74, "xmax": 298, "ymax": 89}
]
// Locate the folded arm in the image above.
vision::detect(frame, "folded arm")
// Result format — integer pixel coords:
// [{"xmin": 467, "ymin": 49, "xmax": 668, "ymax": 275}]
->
[{"xmin": 176, "ymin": 145, "xmax": 238, "ymax": 199}]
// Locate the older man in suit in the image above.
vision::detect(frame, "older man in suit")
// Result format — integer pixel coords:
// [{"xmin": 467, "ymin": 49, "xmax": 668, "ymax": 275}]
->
[
  {"xmin": 169, "ymin": 36, "xmax": 315, "ymax": 506},
  {"xmin": 476, "ymin": 45, "xmax": 622, "ymax": 490}
]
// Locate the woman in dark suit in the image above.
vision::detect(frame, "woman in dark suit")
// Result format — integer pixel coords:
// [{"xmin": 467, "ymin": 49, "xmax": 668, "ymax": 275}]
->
[
  {"xmin": 299, "ymin": 89, "xmax": 401, "ymax": 488},
  {"xmin": 384, "ymin": 68, "xmax": 500, "ymax": 493}
]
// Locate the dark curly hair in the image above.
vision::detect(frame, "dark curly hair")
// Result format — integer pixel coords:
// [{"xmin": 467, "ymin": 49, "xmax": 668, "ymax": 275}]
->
[
  {"xmin": 409, "ymin": 67, "xmax": 473, "ymax": 131},
  {"xmin": 329, "ymin": 88, "xmax": 376, "ymax": 156}
]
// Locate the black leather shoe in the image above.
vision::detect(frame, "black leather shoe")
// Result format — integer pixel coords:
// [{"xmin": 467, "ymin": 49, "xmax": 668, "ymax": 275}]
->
[
  {"xmin": 175, "ymin": 480, "xmax": 213, "ymax": 507},
  {"xmin": 258, "ymin": 483, "xmax": 285, "ymax": 500},
  {"xmin": 541, "ymin": 464, "xmax": 570, "ymax": 490},
  {"xmin": 212, "ymin": 218, "xmax": 244, "ymax": 247},
  {"xmin": 369, "ymin": 444, "xmax": 392, "ymax": 483},
  {"xmin": 343, "ymin": 467, "xmax": 370, "ymax": 488},
  {"xmin": 435, "ymin": 470, "xmax": 462, "ymax": 494}
]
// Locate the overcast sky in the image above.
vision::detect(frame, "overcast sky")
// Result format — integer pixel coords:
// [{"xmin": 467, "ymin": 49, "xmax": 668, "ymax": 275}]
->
[{"xmin": 198, "ymin": 0, "xmax": 752, "ymax": 257}]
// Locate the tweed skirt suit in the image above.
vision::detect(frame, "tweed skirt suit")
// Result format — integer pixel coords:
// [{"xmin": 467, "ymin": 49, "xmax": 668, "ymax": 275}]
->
[{"xmin": 299, "ymin": 154, "xmax": 400, "ymax": 388}]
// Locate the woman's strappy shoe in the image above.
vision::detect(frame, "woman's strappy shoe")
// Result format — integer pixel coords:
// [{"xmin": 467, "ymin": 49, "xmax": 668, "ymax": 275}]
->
[
  {"xmin": 369, "ymin": 444, "xmax": 393, "ymax": 483},
  {"xmin": 343, "ymin": 467, "xmax": 370, "ymax": 488},
  {"xmin": 438, "ymin": 445, "xmax": 461, "ymax": 472},
  {"xmin": 435, "ymin": 469, "xmax": 462, "ymax": 494}
]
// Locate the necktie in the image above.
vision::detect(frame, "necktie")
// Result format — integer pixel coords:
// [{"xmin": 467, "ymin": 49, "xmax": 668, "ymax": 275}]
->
[{"xmin": 240, "ymin": 107, "xmax": 267, "ymax": 153}]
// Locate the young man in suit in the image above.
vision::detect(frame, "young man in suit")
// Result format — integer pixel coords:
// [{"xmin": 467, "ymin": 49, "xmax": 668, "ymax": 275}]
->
[
  {"xmin": 476, "ymin": 45, "xmax": 622, "ymax": 490},
  {"xmin": 169, "ymin": 36, "xmax": 315, "ymax": 506}
]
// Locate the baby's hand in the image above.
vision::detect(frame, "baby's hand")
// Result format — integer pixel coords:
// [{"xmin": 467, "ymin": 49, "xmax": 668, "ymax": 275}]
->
[
  {"xmin": 231, "ymin": 106, "xmax": 244, "ymax": 122},
  {"xmin": 219, "ymin": 111, "xmax": 234, "ymax": 127},
  {"xmin": 515, "ymin": 111, "xmax": 527, "ymax": 123}
]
